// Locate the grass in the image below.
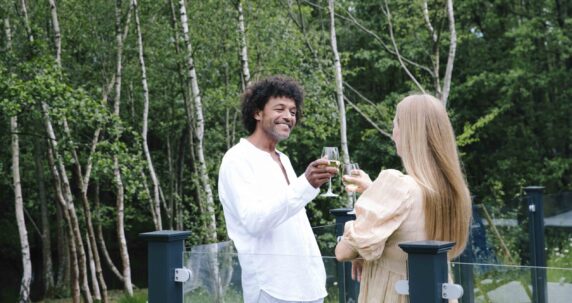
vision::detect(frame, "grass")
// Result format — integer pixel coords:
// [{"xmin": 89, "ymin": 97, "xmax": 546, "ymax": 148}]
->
[{"xmin": 38, "ymin": 289, "xmax": 147, "ymax": 303}]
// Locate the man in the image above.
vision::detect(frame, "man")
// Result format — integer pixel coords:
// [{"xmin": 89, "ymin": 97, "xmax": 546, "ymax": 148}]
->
[{"xmin": 218, "ymin": 75, "xmax": 337, "ymax": 303}]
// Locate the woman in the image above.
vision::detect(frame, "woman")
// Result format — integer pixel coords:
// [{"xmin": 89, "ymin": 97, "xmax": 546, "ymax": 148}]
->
[{"xmin": 335, "ymin": 94, "xmax": 471, "ymax": 303}]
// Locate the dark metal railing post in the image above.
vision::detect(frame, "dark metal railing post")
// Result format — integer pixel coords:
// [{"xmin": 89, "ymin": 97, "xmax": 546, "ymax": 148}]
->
[
  {"xmin": 453, "ymin": 202, "xmax": 477, "ymax": 303},
  {"xmin": 454, "ymin": 233, "xmax": 474, "ymax": 303},
  {"xmin": 399, "ymin": 241, "xmax": 455, "ymax": 303},
  {"xmin": 524, "ymin": 186, "xmax": 547, "ymax": 303},
  {"xmin": 330, "ymin": 208, "xmax": 359, "ymax": 303},
  {"xmin": 140, "ymin": 230, "xmax": 191, "ymax": 303}
]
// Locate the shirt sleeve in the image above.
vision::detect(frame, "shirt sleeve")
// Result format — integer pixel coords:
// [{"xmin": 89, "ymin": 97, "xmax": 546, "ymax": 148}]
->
[
  {"xmin": 342, "ymin": 169, "xmax": 415, "ymax": 261},
  {"xmin": 218, "ymin": 152, "xmax": 320, "ymax": 237}
]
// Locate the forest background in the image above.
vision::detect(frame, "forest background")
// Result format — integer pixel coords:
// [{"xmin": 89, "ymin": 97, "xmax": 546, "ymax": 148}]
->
[{"xmin": 0, "ymin": 0, "xmax": 571, "ymax": 302}]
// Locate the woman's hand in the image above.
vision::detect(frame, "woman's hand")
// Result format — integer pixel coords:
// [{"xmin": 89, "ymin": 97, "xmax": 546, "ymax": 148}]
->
[
  {"xmin": 342, "ymin": 169, "xmax": 372, "ymax": 193},
  {"xmin": 351, "ymin": 259, "xmax": 364, "ymax": 282}
]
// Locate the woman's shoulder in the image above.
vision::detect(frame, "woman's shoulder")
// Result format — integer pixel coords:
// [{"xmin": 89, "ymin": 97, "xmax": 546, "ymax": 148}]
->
[
  {"xmin": 377, "ymin": 169, "xmax": 413, "ymax": 184},
  {"xmin": 377, "ymin": 168, "xmax": 404, "ymax": 178},
  {"xmin": 374, "ymin": 169, "xmax": 421, "ymax": 197}
]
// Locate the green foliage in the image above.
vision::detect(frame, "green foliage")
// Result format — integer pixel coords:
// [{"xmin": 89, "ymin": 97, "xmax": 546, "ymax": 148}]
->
[
  {"xmin": 457, "ymin": 103, "xmax": 509, "ymax": 148},
  {"xmin": 1, "ymin": 0, "xmax": 572, "ymax": 299},
  {"xmin": 116, "ymin": 292, "xmax": 147, "ymax": 303}
]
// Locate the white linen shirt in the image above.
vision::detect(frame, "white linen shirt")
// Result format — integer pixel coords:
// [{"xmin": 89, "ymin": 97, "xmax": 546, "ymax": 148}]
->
[{"xmin": 218, "ymin": 138, "xmax": 327, "ymax": 303}]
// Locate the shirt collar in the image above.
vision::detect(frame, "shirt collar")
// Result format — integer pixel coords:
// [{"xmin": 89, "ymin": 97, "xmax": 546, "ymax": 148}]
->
[{"xmin": 240, "ymin": 138, "xmax": 285, "ymax": 158}]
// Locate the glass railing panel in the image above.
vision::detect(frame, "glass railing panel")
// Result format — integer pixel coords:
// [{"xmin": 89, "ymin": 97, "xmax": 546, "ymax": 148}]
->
[
  {"xmin": 183, "ymin": 241, "xmax": 243, "ymax": 302},
  {"xmin": 182, "ymin": 243, "xmax": 342, "ymax": 302},
  {"xmin": 451, "ymin": 262, "xmax": 572, "ymax": 302},
  {"xmin": 467, "ymin": 202, "xmax": 525, "ymax": 266},
  {"xmin": 467, "ymin": 192, "xmax": 572, "ymax": 270},
  {"xmin": 544, "ymin": 192, "xmax": 572, "ymax": 272},
  {"xmin": 181, "ymin": 244, "xmax": 571, "ymax": 302},
  {"xmin": 546, "ymin": 265, "xmax": 572, "ymax": 302},
  {"xmin": 312, "ymin": 223, "xmax": 339, "ymax": 257}
]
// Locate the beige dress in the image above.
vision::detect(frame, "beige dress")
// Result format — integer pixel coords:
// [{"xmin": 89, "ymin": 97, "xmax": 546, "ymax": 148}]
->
[{"xmin": 343, "ymin": 169, "xmax": 426, "ymax": 303}]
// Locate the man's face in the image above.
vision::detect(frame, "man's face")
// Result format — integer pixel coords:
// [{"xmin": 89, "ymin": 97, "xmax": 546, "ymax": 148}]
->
[{"xmin": 254, "ymin": 96, "xmax": 297, "ymax": 142}]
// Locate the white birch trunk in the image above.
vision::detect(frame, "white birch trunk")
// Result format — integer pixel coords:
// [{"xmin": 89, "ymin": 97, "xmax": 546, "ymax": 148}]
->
[
  {"xmin": 12, "ymin": 116, "xmax": 33, "ymax": 303},
  {"xmin": 179, "ymin": 0, "xmax": 217, "ymax": 242},
  {"xmin": 168, "ymin": 0, "xmax": 202, "ymax": 231},
  {"xmin": 20, "ymin": 0, "xmax": 33, "ymax": 42},
  {"xmin": 133, "ymin": 0, "xmax": 163, "ymax": 231},
  {"xmin": 94, "ymin": 184, "xmax": 126, "ymax": 283},
  {"xmin": 4, "ymin": 18, "xmax": 12, "ymax": 49},
  {"xmin": 328, "ymin": 0, "xmax": 351, "ymax": 168},
  {"xmin": 423, "ymin": 0, "xmax": 442, "ymax": 98},
  {"xmin": 85, "ymin": 232, "xmax": 101, "ymax": 301},
  {"xmin": 166, "ymin": 135, "xmax": 175, "ymax": 229},
  {"xmin": 113, "ymin": 0, "xmax": 133, "ymax": 295},
  {"xmin": 48, "ymin": 0, "xmax": 62, "ymax": 66},
  {"xmin": 441, "ymin": 0, "xmax": 457, "ymax": 107},
  {"xmin": 237, "ymin": 0, "xmax": 250, "ymax": 88}
]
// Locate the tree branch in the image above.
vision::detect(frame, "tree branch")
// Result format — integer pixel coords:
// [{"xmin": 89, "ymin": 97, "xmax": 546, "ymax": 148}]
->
[
  {"xmin": 384, "ymin": 0, "xmax": 426, "ymax": 94},
  {"xmin": 344, "ymin": 96, "xmax": 392, "ymax": 139}
]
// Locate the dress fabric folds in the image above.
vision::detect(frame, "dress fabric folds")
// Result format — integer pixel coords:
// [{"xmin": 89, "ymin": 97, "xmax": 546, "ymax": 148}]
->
[{"xmin": 343, "ymin": 169, "xmax": 427, "ymax": 303}]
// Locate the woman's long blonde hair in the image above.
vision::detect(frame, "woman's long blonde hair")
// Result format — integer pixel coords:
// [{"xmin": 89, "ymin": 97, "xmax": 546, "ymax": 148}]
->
[{"xmin": 395, "ymin": 94, "xmax": 471, "ymax": 258}]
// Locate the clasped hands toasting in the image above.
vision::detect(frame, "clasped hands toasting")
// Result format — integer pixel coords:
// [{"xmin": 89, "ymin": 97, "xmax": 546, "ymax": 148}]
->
[{"xmin": 303, "ymin": 146, "xmax": 372, "ymax": 200}]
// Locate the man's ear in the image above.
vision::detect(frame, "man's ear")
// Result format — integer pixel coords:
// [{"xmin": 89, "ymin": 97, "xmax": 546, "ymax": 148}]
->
[{"xmin": 254, "ymin": 110, "xmax": 262, "ymax": 121}]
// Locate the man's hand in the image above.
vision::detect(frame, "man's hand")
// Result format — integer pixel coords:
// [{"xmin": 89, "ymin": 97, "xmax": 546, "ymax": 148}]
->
[{"xmin": 305, "ymin": 158, "xmax": 338, "ymax": 188}]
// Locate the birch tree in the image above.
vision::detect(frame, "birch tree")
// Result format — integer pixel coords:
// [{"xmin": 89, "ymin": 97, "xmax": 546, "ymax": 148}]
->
[
  {"xmin": 16, "ymin": 1, "xmax": 84, "ymax": 301},
  {"xmin": 328, "ymin": 0, "xmax": 351, "ymax": 169},
  {"xmin": 168, "ymin": 0, "xmax": 199, "ymax": 230},
  {"xmin": 441, "ymin": 0, "xmax": 456, "ymax": 106},
  {"xmin": 47, "ymin": 0, "xmax": 103, "ymax": 300},
  {"xmin": 12, "ymin": 115, "xmax": 32, "ymax": 303},
  {"xmin": 382, "ymin": 0, "xmax": 457, "ymax": 106},
  {"xmin": 179, "ymin": 0, "xmax": 217, "ymax": 242},
  {"xmin": 230, "ymin": 0, "xmax": 250, "ymax": 148},
  {"xmin": 7, "ymin": 15, "xmax": 32, "ymax": 301},
  {"xmin": 48, "ymin": 0, "xmax": 61, "ymax": 65},
  {"xmin": 113, "ymin": 0, "xmax": 134, "ymax": 295},
  {"xmin": 19, "ymin": 0, "xmax": 33, "ymax": 43},
  {"xmin": 237, "ymin": 0, "xmax": 250, "ymax": 88},
  {"xmin": 419, "ymin": 0, "xmax": 457, "ymax": 105},
  {"xmin": 338, "ymin": 0, "xmax": 457, "ymax": 107},
  {"xmin": 133, "ymin": 0, "xmax": 163, "ymax": 231},
  {"xmin": 46, "ymin": 103, "xmax": 96, "ymax": 303}
]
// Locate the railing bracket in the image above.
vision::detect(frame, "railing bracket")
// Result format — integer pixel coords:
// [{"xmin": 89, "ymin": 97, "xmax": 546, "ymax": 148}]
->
[
  {"xmin": 442, "ymin": 283, "xmax": 463, "ymax": 299},
  {"xmin": 174, "ymin": 268, "xmax": 192, "ymax": 283},
  {"xmin": 395, "ymin": 280, "xmax": 409, "ymax": 295}
]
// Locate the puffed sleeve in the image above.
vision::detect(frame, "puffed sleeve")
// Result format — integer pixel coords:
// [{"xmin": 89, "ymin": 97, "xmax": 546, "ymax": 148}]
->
[{"xmin": 342, "ymin": 169, "xmax": 416, "ymax": 261}]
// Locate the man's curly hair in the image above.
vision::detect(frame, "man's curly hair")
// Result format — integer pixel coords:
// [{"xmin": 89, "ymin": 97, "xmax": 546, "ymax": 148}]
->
[{"xmin": 241, "ymin": 75, "xmax": 304, "ymax": 134}]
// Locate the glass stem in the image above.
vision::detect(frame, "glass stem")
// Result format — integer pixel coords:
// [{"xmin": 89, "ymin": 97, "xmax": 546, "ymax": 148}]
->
[{"xmin": 327, "ymin": 178, "xmax": 333, "ymax": 193}]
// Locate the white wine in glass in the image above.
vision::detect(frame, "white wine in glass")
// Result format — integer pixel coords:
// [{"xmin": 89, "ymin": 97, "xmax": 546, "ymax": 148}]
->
[
  {"xmin": 320, "ymin": 147, "xmax": 339, "ymax": 197},
  {"xmin": 342, "ymin": 163, "xmax": 360, "ymax": 208}
]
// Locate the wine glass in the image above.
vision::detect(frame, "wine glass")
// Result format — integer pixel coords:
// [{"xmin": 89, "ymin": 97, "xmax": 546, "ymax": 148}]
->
[
  {"xmin": 342, "ymin": 163, "xmax": 360, "ymax": 209},
  {"xmin": 320, "ymin": 147, "xmax": 339, "ymax": 197}
]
